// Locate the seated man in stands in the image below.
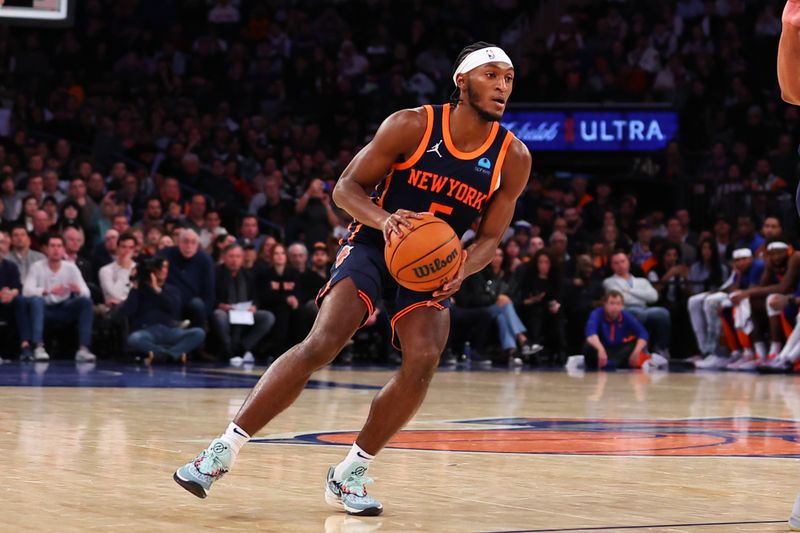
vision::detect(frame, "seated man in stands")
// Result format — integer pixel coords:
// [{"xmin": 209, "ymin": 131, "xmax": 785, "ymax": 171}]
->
[
  {"xmin": 582, "ymin": 291, "xmax": 667, "ymax": 370},
  {"xmin": 22, "ymin": 234, "xmax": 96, "ymax": 362},
  {"xmin": 98, "ymin": 232, "xmax": 137, "ymax": 306},
  {"xmin": 7, "ymin": 225, "xmax": 45, "ymax": 281},
  {"xmin": 160, "ymin": 229, "xmax": 215, "ymax": 328},
  {"xmin": 212, "ymin": 243, "xmax": 275, "ymax": 365},
  {"xmin": 0, "ymin": 251, "xmax": 33, "ymax": 360},
  {"xmin": 116, "ymin": 256, "xmax": 205, "ymax": 363},
  {"xmin": 603, "ymin": 251, "xmax": 672, "ymax": 356}
]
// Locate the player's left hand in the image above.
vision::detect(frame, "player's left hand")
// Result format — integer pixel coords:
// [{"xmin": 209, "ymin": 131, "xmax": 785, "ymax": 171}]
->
[{"xmin": 430, "ymin": 250, "xmax": 468, "ymax": 304}]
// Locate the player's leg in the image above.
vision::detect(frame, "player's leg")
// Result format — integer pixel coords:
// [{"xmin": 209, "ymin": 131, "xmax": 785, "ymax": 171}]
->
[
  {"xmin": 174, "ymin": 278, "xmax": 366, "ymax": 499},
  {"xmin": 765, "ymin": 293, "xmax": 787, "ymax": 358},
  {"xmin": 325, "ymin": 305, "xmax": 449, "ymax": 516}
]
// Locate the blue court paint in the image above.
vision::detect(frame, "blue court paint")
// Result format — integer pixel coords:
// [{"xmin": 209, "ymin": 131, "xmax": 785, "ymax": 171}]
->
[
  {"xmin": 0, "ymin": 361, "xmax": 381, "ymax": 390},
  {"xmin": 486, "ymin": 519, "xmax": 784, "ymax": 532}
]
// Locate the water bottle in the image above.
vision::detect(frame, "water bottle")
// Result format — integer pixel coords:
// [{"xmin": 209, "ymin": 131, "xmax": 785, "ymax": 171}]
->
[{"xmin": 461, "ymin": 341, "xmax": 471, "ymax": 362}]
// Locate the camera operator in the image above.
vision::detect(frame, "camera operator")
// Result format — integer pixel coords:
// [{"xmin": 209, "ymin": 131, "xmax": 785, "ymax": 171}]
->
[{"xmin": 115, "ymin": 256, "xmax": 205, "ymax": 363}]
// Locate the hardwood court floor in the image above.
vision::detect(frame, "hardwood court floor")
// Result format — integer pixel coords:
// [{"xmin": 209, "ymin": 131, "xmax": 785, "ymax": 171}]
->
[{"xmin": 2, "ymin": 362, "xmax": 800, "ymax": 532}]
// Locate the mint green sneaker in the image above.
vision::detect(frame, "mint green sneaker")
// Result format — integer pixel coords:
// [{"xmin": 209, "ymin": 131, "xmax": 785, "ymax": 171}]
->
[
  {"xmin": 790, "ymin": 493, "xmax": 800, "ymax": 531},
  {"xmin": 174, "ymin": 438, "xmax": 233, "ymax": 498},
  {"xmin": 325, "ymin": 465, "xmax": 383, "ymax": 516}
]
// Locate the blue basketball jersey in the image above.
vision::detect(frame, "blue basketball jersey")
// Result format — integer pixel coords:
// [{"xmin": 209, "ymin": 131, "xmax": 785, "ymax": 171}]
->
[{"xmin": 342, "ymin": 104, "xmax": 517, "ymax": 246}]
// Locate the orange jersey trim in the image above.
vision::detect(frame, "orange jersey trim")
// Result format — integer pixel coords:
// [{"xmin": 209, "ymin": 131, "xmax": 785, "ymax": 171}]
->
[
  {"xmin": 394, "ymin": 105, "xmax": 434, "ymax": 171},
  {"xmin": 442, "ymin": 103, "xmax": 499, "ymax": 160},
  {"xmin": 376, "ymin": 168, "xmax": 395, "ymax": 208},
  {"xmin": 487, "ymin": 131, "xmax": 514, "ymax": 200},
  {"xmin": 358, "ymin": 290, "xmax": 374, "ymax": 318},
  {"xmin": 390, "ymin": 300, "xmax": 446, "ymax": 350}
]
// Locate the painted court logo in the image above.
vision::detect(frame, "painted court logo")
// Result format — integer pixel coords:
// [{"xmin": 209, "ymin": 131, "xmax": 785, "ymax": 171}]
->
[{"xmin": 253, "ymin": 417, "xmax": 800, "ymax": 457}]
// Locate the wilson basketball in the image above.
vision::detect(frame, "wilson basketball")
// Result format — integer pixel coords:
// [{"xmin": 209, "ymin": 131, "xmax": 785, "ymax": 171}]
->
[{"xmin": 384, "ymin": 213, "xmax": 463, "ymax": 292}]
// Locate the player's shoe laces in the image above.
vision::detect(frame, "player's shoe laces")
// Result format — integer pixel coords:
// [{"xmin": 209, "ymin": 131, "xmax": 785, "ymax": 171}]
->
[
  {"xmin": 325, "ymin": 466, "xmax": 383, "ymax": 516},
  {"xmin": 173, "ymin": 438, "xmax": 233, "ymax": 498}
]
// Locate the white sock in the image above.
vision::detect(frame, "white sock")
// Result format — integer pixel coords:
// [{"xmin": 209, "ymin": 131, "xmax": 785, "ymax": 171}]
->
[
  {"xmin": 769, "ymin": 342, "xmax": 782, "ymax": 356},
  {"xmin": 333, "ymin": 443, "xmax": 375, "ymax": 481},
  {"xmin": 754, "ymin": 341, "xmax": 767, "ymax": 359},
  {"xmin": 792, "ymin": 493, "xmax": 800, "ymax": 517},
  {"xmin": 220, "ymin": 421, "xmax": 251, "ymax": 456}
]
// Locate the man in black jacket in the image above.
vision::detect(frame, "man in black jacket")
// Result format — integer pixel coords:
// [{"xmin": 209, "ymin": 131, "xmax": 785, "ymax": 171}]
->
[
  {"xmin": 116, "ymin": 256, "xmax": 205, "ymax": 363},
  {"xmin": 212, "ymin": 243, "xmax": 275, "ymax": 365},
  {"xmin": 0, "ymin": 255, "xmax": 32, "ymax": 359}
]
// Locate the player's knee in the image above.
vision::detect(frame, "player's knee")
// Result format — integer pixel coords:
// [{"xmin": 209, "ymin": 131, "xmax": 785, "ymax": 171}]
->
[
  {"xmin": 401, "ymin": 347, "xmax": 441, "ymax": 381},
  {"xmin": 298, "ymin": 332, "xmax": 346, "ymax": 366}
]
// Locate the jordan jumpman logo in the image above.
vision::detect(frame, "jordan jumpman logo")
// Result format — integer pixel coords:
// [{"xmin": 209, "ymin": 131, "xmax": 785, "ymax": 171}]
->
[{"xmin": 427, "ymin": 139, "xmax": 443, "ymax": 158}]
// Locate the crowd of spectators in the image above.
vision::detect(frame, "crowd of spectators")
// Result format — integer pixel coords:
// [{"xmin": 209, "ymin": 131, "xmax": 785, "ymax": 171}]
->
[{"xmin": 0, "ymin": 1, "xmax": 798, "ymax": 368}]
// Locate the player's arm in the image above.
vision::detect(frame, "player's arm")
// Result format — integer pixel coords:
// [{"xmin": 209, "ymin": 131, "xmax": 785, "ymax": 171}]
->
[
  {"xmin": 332, "ymin": 108, "xmax": 428, "ymax": 241},
  {"xmin": 779, "ymin": 0, "xmax": 800, "ymax": 104},
  {"xmin": 432, "ymin": 138, "xmax": 531, "ymax": 301}
]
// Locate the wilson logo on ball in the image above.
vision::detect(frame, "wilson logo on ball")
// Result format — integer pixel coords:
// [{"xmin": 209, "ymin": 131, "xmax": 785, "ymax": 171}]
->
[{"xmin": 412, "ymin": 248, "xmax": 459, "ymax": 278}]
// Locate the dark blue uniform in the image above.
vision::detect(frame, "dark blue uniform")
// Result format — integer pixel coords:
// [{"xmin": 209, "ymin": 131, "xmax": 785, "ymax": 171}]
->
[{"xmin": 317, "ymin": 104, "xmax": 517, "ymax": 344}]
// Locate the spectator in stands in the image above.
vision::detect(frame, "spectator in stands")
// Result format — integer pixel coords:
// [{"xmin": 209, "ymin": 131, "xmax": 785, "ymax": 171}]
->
[
  {"xmin": 15, "ymin": 195, "xmax": 38, "ymax": 234},
  {"xmin": 29, "ymin": 210, "xmax": 53, "ymax": 252},
  {"xmin": 0, "ymin": 230, "xmax": 9, "ymax": 259},
  {"xmin": 98, "ymin": 232, "xmax": 136, "ymax": 306},
  {"xmin": 666, "ymin": 217, "xmax": 696, "ymax": 265},
  {"xmin": 603, "ymin": 251, "xmax": 671, "ymax": 356},
  {"xmin": 160, "ymin": 229, "xmax": 215, "ymax": 329},
  {"xmin": 135, "ymin": 197, "xmax": 164, "ymax": 231},
  {"xmin": 754, "ymin": 216, "xmax": 785, "ymax": 259},
  {"xmin": 67, "ymin": 178, "xmax": 97, "ymax": 230},
  {"xmin": 0, "ymin": 251, "xmax": 32, "ymax": 360},
  {"xmin": 92, "ymin": 228, "xmax": 118, "ymax": 273},
  {"xmin": 582, "ymin": 291, "xmax": 666, "ymax": 370},
  {"xmin": 688, "ymin": 237, "xmax": 729, "ymax": 296},
  {"xmin": 62, "ymin": 225, "xmax": 96, "ymax": 291},
  {"xmin": 212, "ymin": 243, "xmax": 275, "ymax": 365},
  {"xmin": 463, "ymin": 248, "xmax": 531, "ymax": 366},
  {"xmin": 237, "ymin": 214, "xmax": 263, "ymax": 250},
  {"xmin": 183, "ymin": 193, "xmax": 207, "ymax": 234},
  {"xmin": 23, "ymin": 234, "xmax": 95, "ymax": 362},
  {"xmin": 294, "ymin": 178, "xmax": 340, "ymax": 246},
  {"xmin": 255, "ymin": 174, "xmax": 295, "ymax": 230},
  {"xmin": 8, "ymin": 226, "xmax": 44, "ymax": 281},
  {"xmin": 199, "ymin": 209, "xmax": 227, "ymax": 250},
  {"xmin": 257, "ymin": 243, "xmax": 300, "ymax": 352},
  {"xmin": 56, "ymin": 200, "xmax": 83, "ymax": 233},
  {"xmin": 516, "ymin": 249, "xmax": 566, "ymax": 364},
  {"xmin": 734, "ymin": 215, "xmax": 764, "ymax": 254},
  {"xmin": 117, "ymin": 256, "xmax": 205, "ymax": 364}
]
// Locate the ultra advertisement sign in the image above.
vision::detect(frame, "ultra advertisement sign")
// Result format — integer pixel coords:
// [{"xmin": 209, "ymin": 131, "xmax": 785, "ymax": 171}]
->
[{"xmin": 501, "ymin": 109, "xmax": 679, "ymax": 152}]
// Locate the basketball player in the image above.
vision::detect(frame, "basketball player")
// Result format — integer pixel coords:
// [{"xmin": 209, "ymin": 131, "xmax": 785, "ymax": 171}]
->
[{"xmin": 173, "ymin": 42, "xmax": 531, "ymax": 516}]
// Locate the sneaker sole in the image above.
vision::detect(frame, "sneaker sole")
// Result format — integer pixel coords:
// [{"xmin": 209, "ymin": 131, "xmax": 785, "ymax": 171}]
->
[
  {"xmin": 325, "ymin": 478, "xmax": 383, "ymax": 516},
  {"xmin": 173, "ymin": 470, "xmax": 208, "ymax": 499}
]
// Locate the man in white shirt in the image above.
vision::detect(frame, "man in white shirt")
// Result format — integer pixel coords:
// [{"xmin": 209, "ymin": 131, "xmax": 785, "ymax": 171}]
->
[
  {"xmin": 23, "ymin": 234, "xmax": 96, "ymax": 362},
  {"xmin": 98, "ymin": 232, "xmax": 136, "ymax": 306},
  {"xmin": 603, "ymin": 251, "xmax": 672, "ymax": 355}
]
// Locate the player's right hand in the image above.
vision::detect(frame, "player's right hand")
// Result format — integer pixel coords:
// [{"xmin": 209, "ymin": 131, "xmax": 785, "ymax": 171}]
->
[
  {"xmin": 382, "ymin": 209, "xmax": 422, "ymax": 243},
  {"xmin": 598, "ymin": 349, "xmax": 608, "ymax": 369}
]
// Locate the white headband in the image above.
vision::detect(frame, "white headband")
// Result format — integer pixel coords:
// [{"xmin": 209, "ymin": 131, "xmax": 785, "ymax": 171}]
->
[
  {"xmin": 452, "ymin": 47, "xmax": 514, "ymax": 86},
  {"xmin": 733, "ymin": 248, "xmax": 753, "ymax": 259},
  {"xmin": 767, "ymin": 241, "xmax": 789, "ymax": 251}
]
